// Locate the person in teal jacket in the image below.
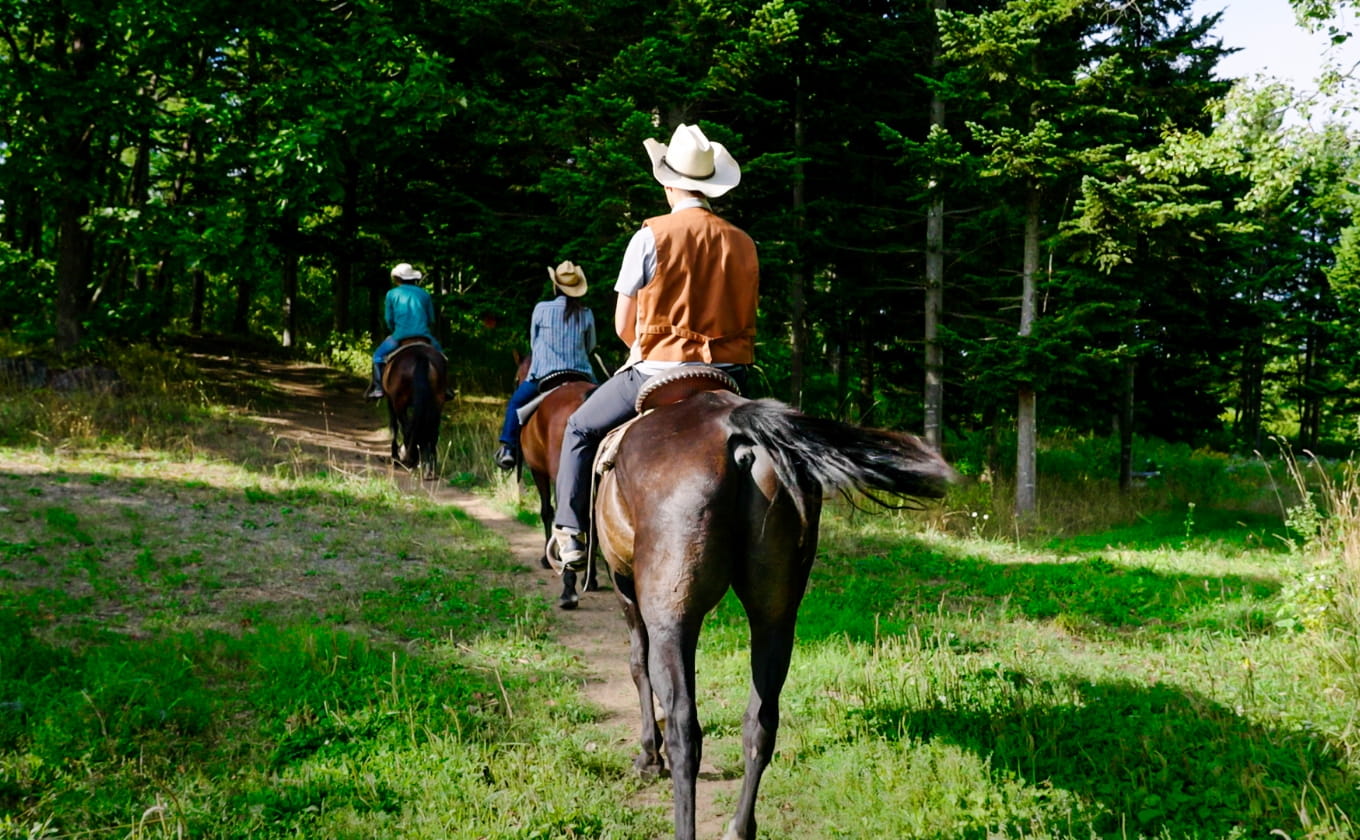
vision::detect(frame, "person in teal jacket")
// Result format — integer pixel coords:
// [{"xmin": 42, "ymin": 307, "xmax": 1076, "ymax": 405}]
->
[{"xmin": 365, "ymin": 262, "xmax": 445, "ymax": 400}]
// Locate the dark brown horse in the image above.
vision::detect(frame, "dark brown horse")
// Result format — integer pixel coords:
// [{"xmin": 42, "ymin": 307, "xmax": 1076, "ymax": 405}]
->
[
  {"xmin": 594, "ymin": 386, "xmax": 953, "ymax": 840},
  {"xmin": 382, "ymin": 340, "xmax": 449, "ymax": 480},
  {"xmin": 513, "ymin": 353, "xmax": 600, "ymax": 609}
]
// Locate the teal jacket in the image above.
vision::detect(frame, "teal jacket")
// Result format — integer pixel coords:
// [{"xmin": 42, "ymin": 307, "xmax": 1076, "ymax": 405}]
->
[{"xmin": 385, "ymin": 283, "xmax": 437, "ymax": 341}]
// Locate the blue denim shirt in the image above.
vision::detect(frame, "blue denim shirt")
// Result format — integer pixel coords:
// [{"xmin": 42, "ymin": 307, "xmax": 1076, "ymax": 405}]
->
[{"xmin": 527, "ymin": 296, "xmax": 596, "ymax": 381}]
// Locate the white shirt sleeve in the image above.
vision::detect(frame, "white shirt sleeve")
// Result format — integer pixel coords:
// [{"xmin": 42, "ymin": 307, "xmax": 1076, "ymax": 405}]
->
[{"xmin": 614, "ymin": 226, "xmax": 656, "ymax": 298}]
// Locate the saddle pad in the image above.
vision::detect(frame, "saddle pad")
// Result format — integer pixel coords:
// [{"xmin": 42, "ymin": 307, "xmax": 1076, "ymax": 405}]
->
[
  {"xmin": 515, "ymin": 391, "xmax": 550, "ymax": 426},
  {"xmin": 595, "ymin": 411, "xmax": 649, "ymax": 476}
]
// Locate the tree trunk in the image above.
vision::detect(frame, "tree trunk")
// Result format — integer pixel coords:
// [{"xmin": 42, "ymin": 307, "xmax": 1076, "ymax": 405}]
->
[
  {"xmin": 1300, "ymin": 324, "xmax": 1320, "ymax": 449},
  {"xmin": 190, "ymin": 268, "xmax": 206, "ymax": 332},
  {"xmin": 788, "ymin": 74, "xmax": 808, "ymax": 410},
  {"xmin": 923, "ymin": 0, "xmax": 948, "ymax": 451},
  {"xmin": 54, "ymin": 202, "xmax": 92, "ymax": 351},
  {"xmin": 281, "ymin": 215, "xmax": 299, "ymax": 349},
  {"xmin": 233, "ymin": 275, "xmax": 253, "ymax": 335},
  {"xmin": 856, "ymin": 314, "xmax": 875, "ymax": 423},
  {"xmin": 1015, "ymin": 185, "xmax": 1041, "ymax": 522},
  {"xmin": 1118, "ymin": 355, "xmax": 1135, "ymax": 492},
  {"xmin": 335, "ymin": 158, "xmax": 358, "ymax": 334},
  {"xmin": 53, "ymin": 22, "xmax": 100, "ymax": 352}
]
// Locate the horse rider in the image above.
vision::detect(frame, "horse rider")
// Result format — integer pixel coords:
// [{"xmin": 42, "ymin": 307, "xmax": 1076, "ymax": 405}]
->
[
  {"xmin": 494, "ymin": 260, "xmax": 598, "ymax": 470},
  {"xmin": 366, "ymin": 262, "xmax": 448, "ymax": 400},
  {"xmin": 547, "ymin": 122, "xmax": 760, "ymax": 573}
]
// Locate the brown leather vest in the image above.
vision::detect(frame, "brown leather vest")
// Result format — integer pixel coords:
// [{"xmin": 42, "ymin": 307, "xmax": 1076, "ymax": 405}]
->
[{"xmin": 636, "ymin": 208, "xmax": 759, "ymax": 364}]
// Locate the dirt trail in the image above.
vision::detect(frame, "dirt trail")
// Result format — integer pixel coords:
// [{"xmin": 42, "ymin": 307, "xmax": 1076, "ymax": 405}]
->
[{"xmin": 213, "ymin": 352, "xmax": 736, "ymax": 839}]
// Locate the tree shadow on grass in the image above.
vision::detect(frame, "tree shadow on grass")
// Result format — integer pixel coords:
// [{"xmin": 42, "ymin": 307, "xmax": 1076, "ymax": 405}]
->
[
  {"xmin": 850, "ymin": 675, "xmax": 1357, "ymax": 838},
  {"xmin": 795, "ymin": 539, "xmax": 1282, "ymax": 644}
]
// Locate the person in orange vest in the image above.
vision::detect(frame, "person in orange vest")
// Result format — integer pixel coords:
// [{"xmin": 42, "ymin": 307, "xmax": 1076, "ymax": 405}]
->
[{"xmin": 546, "ymin": 123, "xmax": 759, "ymax": 573}]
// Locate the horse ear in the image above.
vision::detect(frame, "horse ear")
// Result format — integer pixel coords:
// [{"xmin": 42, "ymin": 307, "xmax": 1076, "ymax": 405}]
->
[{"xmin": 512, "ymin": 349, "xmax": 522, "ymax": 366}]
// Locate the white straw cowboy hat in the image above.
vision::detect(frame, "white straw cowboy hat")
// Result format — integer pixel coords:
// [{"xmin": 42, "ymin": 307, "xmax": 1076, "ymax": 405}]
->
[
  {"xmin": 643, "ymin": 123, "xmax": 741, "ymax": 198},
  {"xmin": 391, "ymin": 262, "xmax": 422, "ymax": 281},
  {"xmin": 549, "ymin": 261, "xmax": 589, "ymax": 297}
]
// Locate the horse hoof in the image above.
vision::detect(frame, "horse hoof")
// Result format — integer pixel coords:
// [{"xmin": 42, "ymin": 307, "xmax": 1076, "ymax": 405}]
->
[
  {"xmin": 539, "ymin": 554, "xmax": 550, "ymax": 570},
  {"xmin": 633, "ymin": 755, "xmax": 665, "ymax": 778},
  {"xmin": 558, "ymin": 594, "xmax": 579, "ymax": 610},
  {"xmin": 584, "ymin": 577, "xmax": 600, "ymax": 592}
]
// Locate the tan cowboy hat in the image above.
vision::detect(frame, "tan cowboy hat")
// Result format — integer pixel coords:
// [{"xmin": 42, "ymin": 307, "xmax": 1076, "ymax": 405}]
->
[
  {"xmin": 643, "ymin": 123, "xmax": 741, "ymax": 198},
  {"xmin": 391, "ymin": 262, "xmax": 422, "ymax": 281},
  {"xmin": 549, "ymin": 261, "xmax": 589, "ymax": 297}
]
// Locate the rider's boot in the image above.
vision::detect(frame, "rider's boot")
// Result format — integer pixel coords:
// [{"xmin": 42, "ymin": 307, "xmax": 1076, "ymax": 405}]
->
[
  {"xmin": 365, "ymin": 362, "xmax": 385, "ymax": 400},
  {"xmin": 494, "ymin": 443, "xmax": 517, "ymax": 471}
]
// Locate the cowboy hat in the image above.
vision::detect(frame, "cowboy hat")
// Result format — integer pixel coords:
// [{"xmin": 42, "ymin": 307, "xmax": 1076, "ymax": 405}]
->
[
  {"xmin": 643, "ymin": 123, "xmax": 741, "ymax": 198},
  {"xmin": 391, "ymin": 262, "xmax": 423, "ymax": 281},
  {"xmin": 549, "ymin": 261, "xmax": 588, "ymax": 297}
]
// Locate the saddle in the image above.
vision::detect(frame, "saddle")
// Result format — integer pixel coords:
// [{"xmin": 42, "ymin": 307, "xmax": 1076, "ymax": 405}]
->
[
  {"xmin": 383, "ymin": 338, "xmax": 447, "ymax": 393},
  {"xmin": 537, "ymin": 369, "xmax": 593, "ymax": 393},
  {"xmin": 596, "ymin": 366, "xmax": 741, "ymax": 475},
  {"xmin": 515, "ymin": 370, "xmax": 595, "ymax": 426},
  {"xmin": 388, "ymin": 337, "xmax": 442, "ymax": 362}
]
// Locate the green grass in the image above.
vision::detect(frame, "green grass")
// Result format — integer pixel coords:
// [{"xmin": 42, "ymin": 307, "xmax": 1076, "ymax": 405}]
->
[
  {"xmin": 677, "ymin": 507, "xmax": 1360, "ymax": 839},
  {"xmin": 0, "ymin": 458, "xmax": 666, "ymax": 839},
  {"xmin": 2, "ymin": 340, "xmax": 1359, "ymax": 839}
]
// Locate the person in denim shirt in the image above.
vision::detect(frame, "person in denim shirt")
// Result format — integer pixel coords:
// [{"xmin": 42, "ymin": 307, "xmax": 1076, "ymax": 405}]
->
[{"xmin": 494, "ymin": 261, "xmax": 597, "ymax": 469}]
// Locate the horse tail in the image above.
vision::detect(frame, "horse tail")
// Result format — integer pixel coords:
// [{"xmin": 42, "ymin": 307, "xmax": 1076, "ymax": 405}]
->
[
  {"xmin": 410, "ymin": 352, "xmax": 436, "ymax": 448},
  {"xmin": 726, "ymin": 398, "xmax": 954, "ymax": 517}
]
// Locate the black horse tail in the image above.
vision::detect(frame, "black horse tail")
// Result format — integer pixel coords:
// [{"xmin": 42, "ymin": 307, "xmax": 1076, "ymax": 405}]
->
[
  {"xmin": 410, "ymin": 353, "xmax": 436, "ymax": 453},
  {"xmin": 726, "ymin": 398, "xmax": 955, "ymax": 519}
]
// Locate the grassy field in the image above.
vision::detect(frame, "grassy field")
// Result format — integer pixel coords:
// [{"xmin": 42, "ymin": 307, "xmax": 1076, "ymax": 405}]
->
[{"xmin": 2, "ymin": 343, "xmax": 1359, "ymax": 839}]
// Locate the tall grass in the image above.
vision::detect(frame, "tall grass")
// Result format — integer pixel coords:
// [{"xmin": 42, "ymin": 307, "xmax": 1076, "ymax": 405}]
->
[{"xmin": 1269, "ymin": 445, "xmax": 1360, "ymax": 709}]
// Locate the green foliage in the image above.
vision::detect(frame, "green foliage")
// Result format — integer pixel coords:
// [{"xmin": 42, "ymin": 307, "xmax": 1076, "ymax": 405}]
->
[{"xmin": 2, "ymin": 0, "xmax": 1357, "ymax": 462}]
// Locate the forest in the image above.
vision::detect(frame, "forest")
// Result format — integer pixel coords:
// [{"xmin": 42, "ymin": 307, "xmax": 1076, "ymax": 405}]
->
[
  {"xmin": 3, "ymin": 0, "xmax": 1360, "ymax": 492},
  {"xmin": 12, "ymin": 3, "xmax": 1360, "ymax": 837}
]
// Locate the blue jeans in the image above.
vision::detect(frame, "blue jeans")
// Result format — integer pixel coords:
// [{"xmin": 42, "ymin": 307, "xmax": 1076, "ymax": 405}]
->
[
  {"xmin": 499, "ymin": 379, "xmax": 542, "ymax": 446},
  {"xmin": 373, "ymin": 335, "xmax": 443, "ymax": 363}
]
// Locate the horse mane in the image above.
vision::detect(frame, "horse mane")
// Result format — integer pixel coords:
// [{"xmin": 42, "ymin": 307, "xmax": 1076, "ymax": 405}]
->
[{"xmin": 725, "ymin": 398, "xmax": 954, "ymax": 514}]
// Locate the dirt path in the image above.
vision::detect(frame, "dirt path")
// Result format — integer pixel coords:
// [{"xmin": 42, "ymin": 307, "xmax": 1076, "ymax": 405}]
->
[{"xmin": 213, "ymin": 352, "xmax": 736, "ymax": 839}]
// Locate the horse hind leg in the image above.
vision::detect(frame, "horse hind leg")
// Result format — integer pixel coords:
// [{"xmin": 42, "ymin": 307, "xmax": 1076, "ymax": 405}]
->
[
  {"xmin": 649, "ymin": 618, "xmax": 704, "ymax": 840},
  {"xmin": 388, "ymin": 405, "xmax": 402, "ymax": 464},
  {"xmin": 419, "ymin": 423, "xmax": 439, "ymax": 480},
  {"xmin": 721, "ymin": 614, "xmax": 799, "ymax": 840},
  {"xmin": 531, "ymin": 469, "xmax": 554, "ymax": 571},
  {"xmin": 724, "ymin": 522, "xmax": 814, "ymax": 838},
  {"xmin": 614, "ymin": 574, "xmax": 664, "ymax": 778}
]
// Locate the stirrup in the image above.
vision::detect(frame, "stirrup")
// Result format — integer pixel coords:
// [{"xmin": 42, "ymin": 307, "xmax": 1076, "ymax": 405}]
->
[{"xmin": 546, "ymin": 528, "xmax": 587, "ymax": 575}]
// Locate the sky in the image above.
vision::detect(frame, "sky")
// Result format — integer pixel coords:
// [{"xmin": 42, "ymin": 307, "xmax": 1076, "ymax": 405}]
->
[{"xmin": 1190, "ymin": 0, "xmax": 1360, "ymax": 96}]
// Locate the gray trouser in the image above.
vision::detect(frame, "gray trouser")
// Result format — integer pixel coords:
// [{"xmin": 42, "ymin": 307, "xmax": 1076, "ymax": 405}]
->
[{"xmin": 553, "ymin": 367, "xmax": 648, "ymax": 534}]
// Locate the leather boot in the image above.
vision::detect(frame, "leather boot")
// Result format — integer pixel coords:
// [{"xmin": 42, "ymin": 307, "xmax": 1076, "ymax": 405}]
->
[{"xmin": 365, "ymin": 362, "xmax": 385, "ymax": 400}]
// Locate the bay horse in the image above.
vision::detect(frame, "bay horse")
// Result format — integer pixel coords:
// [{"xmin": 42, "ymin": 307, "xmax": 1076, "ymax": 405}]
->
[
  {"xmin": 512, "ymin": 352, "xmax": 601, "ymax": 609},
  {"xmin": 594, "ymin": 376, "xmax": 953, "ymax": 840},
  {"xmin": 382, "ymin": 340, "xmax": 449, "ymax": 480}
]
